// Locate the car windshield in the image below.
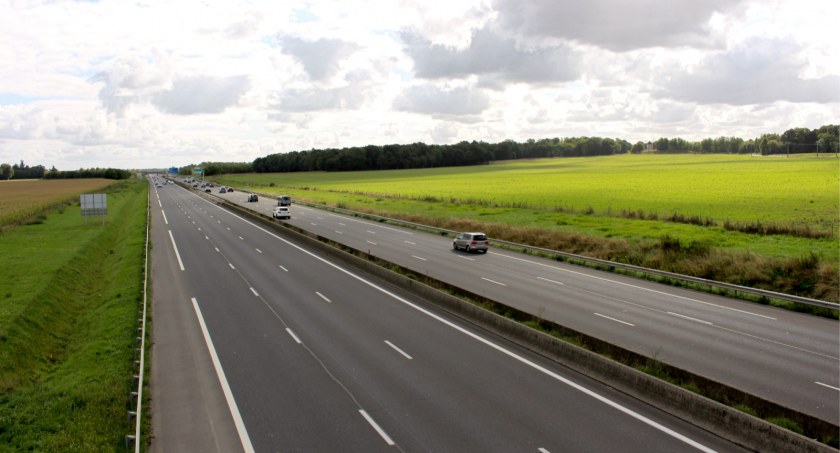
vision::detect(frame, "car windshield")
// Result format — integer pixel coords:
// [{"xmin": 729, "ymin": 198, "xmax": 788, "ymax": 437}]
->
[{"xmin": 473, "ymin": 235, "xmax": 487, "ymax": 241}]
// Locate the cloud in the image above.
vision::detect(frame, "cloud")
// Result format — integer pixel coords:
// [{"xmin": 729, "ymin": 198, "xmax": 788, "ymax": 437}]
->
[
  {"xmin": 280, "ymin": 36, "xmax": 359, "ymax": 81},
  {"xmin": 151, "ymin": 75, "xmax": 251, "ymax": 115},
  {"xmin": 656, "ymin": 38, "xmax": 840, "ymax": 105},
  {"xmin": 403, "ymin": 28, "xmax": 581, "ymax": 85},
  {"xmin": 492, "ymin": 0, "xmax": 745, "ymax": 51},
  {"xmin": 272, "ymin": 84, "xmax": 366, "ymax": 112},
  {"xmin": 393, "ymin": 84, "xmax": 489, "ymax": 116}
]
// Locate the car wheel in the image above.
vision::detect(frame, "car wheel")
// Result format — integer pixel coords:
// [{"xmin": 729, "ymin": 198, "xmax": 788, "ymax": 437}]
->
[{"xmin": 466, "ymin": 245, "xmax": 471, "ymax": 253}]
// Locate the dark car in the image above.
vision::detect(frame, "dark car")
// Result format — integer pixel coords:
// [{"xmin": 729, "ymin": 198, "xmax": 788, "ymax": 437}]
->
[
  {"xmin": 248, "ymin": 194, "xmax": 258, "ymax": 202},
  {"xmin": 453, "ymin": 232, "xmax": 489, "ymax": 253},
  {"xmin": 204, "ymin": 187, "xmax": 211, "ymax": 193}
]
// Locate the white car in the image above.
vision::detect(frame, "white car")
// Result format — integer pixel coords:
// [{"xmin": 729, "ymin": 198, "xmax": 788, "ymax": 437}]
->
[{"xmin": 272, "ymin": 206, "xmax": 291, "ymax": 219}]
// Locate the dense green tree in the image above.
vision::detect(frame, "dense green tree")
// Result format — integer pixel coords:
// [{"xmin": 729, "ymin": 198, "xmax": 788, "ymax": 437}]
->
[{"xmin": 0, "ymin": 163, "xmax": 12, "ymax": 180}]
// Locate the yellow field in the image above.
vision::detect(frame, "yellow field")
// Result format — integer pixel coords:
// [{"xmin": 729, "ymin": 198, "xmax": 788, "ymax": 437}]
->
[{"xmin": 0, "ymin": 179, "xmax": 116, "ymax": 226}]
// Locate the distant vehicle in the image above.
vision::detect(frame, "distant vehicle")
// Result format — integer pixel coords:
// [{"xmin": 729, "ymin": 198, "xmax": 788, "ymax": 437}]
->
[
  {"xmin": 205, "ymin": 187, "xmax": 211, "ymax": 193},
  {"xmin": 226, "ymin": 187, "xmax": 234, "ymax": 192},
  {"xmin": 453, "ymin": 232, "xmax": 489, "ymax": 253},
  {"xmin": 277, "ymin": 195, "xmax": 291, "ymax": 206},
  {"xmin": 219, "ymin": 187, "xmax": 226, "ymax": 193},
  {"xmin": 193, "ymin": 184, "xmax": 198, "ymax": 188},
  {"xmin": 248, "ymin": 194, "xmax": 258, "ymax": 202},
  {"xmin": 272, "ymin": 206, "xmax": 291, "ymax": 219}
]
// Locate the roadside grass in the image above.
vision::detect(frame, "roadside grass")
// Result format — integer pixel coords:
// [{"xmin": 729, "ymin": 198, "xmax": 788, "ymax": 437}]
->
[
  {"xmin": 0, "ymin": 178, "xmax": 147, "ymax": 451},
  {"xmin": 0, "ymin": 179, "xmax": 116, "ymax": 230},
  {"xmin": 214, "ymin": 154, "xmax": 839, "ymax": 302}
]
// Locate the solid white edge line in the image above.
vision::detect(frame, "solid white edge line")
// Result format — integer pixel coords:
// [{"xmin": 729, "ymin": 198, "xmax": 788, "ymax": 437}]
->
[
  {"xmin": 194, "ymin": 190, "xmax": 717, "ymax": 453},
  {"xmin": 190, "ymin": 298, "xmax": 255, "ymax": 453},
  {"xmin": 815, "ymin": 381, "xmax": 840, "ymax": 391},
  {"xmin": 594, "ymin": 313, "xmax": 635, "ymax": 327},
  {"xmin": 385, "ymin": 340, "xmax": 413, "ymax": 360},
  {"xmin": 359, "ymin": 410, "xmax": 395, "ymax": 446},
  {"xmin": 167, "ymin": 230, "xmax": 185, "ymax": 271}
]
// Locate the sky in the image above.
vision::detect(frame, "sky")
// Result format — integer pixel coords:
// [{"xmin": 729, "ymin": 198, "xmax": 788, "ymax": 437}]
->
[{"xmin": 0, "ymin": 0, "xmax": 838, "ymax": 170}]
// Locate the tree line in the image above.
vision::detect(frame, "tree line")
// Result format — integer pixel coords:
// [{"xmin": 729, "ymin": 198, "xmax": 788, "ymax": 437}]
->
[
  {"xmin": 0, "ymin": 160, "xmax": 133, "ymax": 180},
  {"xmin": 645, "ymin": 125, "xmax": 838, "ymax": 155}
]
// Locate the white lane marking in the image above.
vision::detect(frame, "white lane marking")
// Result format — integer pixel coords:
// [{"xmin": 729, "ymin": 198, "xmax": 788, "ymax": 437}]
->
[
  {"xmin": 335, "ymin": 230, "xmax": 343, "ymax": 235},
  {"xmin": 539, "ymin": 449, "xmax": 551, "ymax": 453},
  {"xmin": 167, "ymin": 230, "xmax": 185, "ymax": 271},
  {"xmin": 404, "ymin": 240, "xmax": 416, "ymax": 245},
  {"xmin": 193, "ymin": 193, "xmax": 717, "ymax": 453},
  {"xmin": 412, "ymin": 255, "xmax": 427, "ymax": 261},
  {"xmin": 256, "ymin": 248, "xmax": 262, "ymax": 254},
  {"xmin": 286, "ymin": 328, "xmax": 301, "ymax": 344},
  {"xmin": 338, "ymin": 222, "xmax": 346, "ymax": 226},
  {"xmin": 359, "ymin": 410, "xmax": 395, "ymax": 446},
  {"xmin": 537, "ymin": 276, "xmax": 565, "ymax": 286},
  {"xmin": 316, "ymin": 292, "xmax": 332, "ymax": 303},
  {"xmin": 158, "ymin": 199, "xmax": 162, "ymax": 208},
  {"xmin": 214, "ymin": 247, "xmax": 220, "ymax": 252},
  {"xmin": 250, "ymin": 287, "xmax": 259, "ymax": 297},
  {"xmin": 667, "ymin": 312, "xmax": 713, "ymax": 325},
  {"xmin": 190, "ymin": 298, "xmax": 255, "ymax": 453},
  {"xmin": 367, "ymin": 230, "xmax": 377, "ymax": 234},
  {"xmin": 594, "ymin": 313, "xmax": 635, "ymax": 327},
  {"xmin": 457, "ymin": 255, "xmax": 475, "ymax": 261},
  {"xmin": 226, "ymin": 227, "xmax": 231, "ymax": 231},
  {"xmin": 366, "ymin": 240, "xmax": 377, "ymax": 245},
  {"xmin": 278, "ymin": 265, "xmax": 288, "ymax": 272},
  {"xmin": 238, "ymin": 236, "xmax": 244, "ymax": 240},
  {"xmin": 385, "ymin": 340, "xmax": 413, "ymax": 360},
  {"xmin": 204, "ymin": 236, "xmax": 209, "ymax": 240},
  {"xmin": 815, "ymin": 381, "xmax": 840, "ymax": 391},
  {"xmin": 495, "ymin": 253, "xmax": 775, "ymax": 320},
  {"xmin": 310, "ymin": 222, "xmax": 318, "ymax": 226},
  {"xmin": 229, "ymin": 263, "xmax": 235, "ymax": 270},
  {"xmin": 197, "ymin": 227, "xmax": 202, "ymax": 232},
  {"xmin": 482, "ymin": 277, "xmax": 507, "ymax": 286},
  {"xmin": 161, "ymin": 210, "xmax": 168, "ymax": 225}
]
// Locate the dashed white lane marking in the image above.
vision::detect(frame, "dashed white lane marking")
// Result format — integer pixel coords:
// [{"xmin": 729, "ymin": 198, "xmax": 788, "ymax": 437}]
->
[
  {"xmin": 481, "ymin": 277, "xmax": 507, "ymax": 286},
  {"xmin": 385, "ymin": 340, "xmax": 413, "ymax": 360},
  {"xmin": 594, "ymin": 313, "xmax": 635, "ymax": 327}
]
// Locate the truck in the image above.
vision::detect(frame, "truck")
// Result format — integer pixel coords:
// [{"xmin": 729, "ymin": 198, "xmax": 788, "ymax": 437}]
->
[{"xmin": 277, "ymin": 195, "xmax": 291, "ymax": 206}]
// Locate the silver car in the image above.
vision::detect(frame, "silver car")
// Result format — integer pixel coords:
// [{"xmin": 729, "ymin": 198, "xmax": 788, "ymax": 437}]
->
[{"xmin": 453, "ymin": 232, "xmax": 489, "ymax": 253}]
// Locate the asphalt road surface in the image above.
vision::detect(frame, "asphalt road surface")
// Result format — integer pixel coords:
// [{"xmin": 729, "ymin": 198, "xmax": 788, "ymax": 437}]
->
[
  {"xmin": 214, "ymin": 186, "xmax": 840, "ymax": 426},
  {"xmin": 150, "ymin": 180, "xmax": 752, "ymax": 452}
]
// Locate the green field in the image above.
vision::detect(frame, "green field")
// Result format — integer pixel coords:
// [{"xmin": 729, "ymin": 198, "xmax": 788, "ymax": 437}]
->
[
  {"xmin": 215, "ymin": 154, "xmax": 839, "ymax": 302},
  {"xmin": 0, "ymin": 178, "xmax": 147, "ymax": 451}
]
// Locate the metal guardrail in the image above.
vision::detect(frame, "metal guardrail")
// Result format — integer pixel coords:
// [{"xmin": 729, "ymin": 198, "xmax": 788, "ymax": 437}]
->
[
  {"xmin": 126, "ymin": 182, "xmax": 151, "ymax": 451},
  {"xmin": 293, "ymin": 200, "xmax": 839, "ymax": 311}
]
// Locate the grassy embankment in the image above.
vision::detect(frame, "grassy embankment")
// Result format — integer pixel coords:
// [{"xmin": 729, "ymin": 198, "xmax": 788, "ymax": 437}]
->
[
  {"xmin": 0, "ymin": 178, "xmax": 147, "ymax": 451},
  {"xmin": 215, "ymin": 154, "xmax": 839, "ymax": 304}
]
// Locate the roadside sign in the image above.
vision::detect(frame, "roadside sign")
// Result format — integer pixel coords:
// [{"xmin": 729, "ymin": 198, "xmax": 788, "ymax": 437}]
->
[
  {"xmin": 193, "ymin": 167, "xmax": 202, "ymax": 175},
  {"xmin": 168, "ymin": 167, "xmax": 178, "ymax": 174}
]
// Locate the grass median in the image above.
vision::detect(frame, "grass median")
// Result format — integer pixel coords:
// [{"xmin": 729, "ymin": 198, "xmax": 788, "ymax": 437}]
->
[{"xmin": 0, "ymin": 178, "xmax": 148, "ymax": 451}]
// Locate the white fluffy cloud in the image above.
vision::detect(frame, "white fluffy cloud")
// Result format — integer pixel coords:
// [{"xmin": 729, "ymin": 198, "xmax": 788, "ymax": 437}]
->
[{"xmin": 0, "ymin": 0, "xmax": 836, "ymax": 170}]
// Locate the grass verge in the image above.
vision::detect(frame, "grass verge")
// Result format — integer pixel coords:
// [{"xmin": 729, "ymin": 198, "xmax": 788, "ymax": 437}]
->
[{"xmin": 0, "ymin": 178, "xmax": 148, "ymax": 451}]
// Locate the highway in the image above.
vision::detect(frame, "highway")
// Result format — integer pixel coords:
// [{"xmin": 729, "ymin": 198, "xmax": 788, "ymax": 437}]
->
[
  {"xmin": 149, "ymin": 180, "xmax": 749, "ymax": 452},
  {"xmin": 212, "ymin": 187, "xmax": 840, "ymax": 426}
]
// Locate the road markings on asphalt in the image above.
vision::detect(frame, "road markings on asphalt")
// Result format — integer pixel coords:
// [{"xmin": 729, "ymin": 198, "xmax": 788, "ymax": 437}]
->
[
  {"xmin": 250, "ymin": 287, "xmax": 259, "ymax": 297},
  {"xmin": 481, "ymin": 277, "xmax": 507, "ymax": 286},
  {"xmin": 412, "ymin": 255, "xmax": 427, "ymax": 261},
  {"xmin": 495, "ymin": 253, "xmax": 776, "ymax": 320},
  {"xmin": 167, "ymin": 230, "xmax": 185, "ymax": 271},
  {"xmin": 594, "ymin": 313, "xmax": 635, "ymax": 327},
  {"xmin": 335, "ymin": 230, "xmax": 343, "ymax": 235},
  {"xmin": 367, "ymin": 230, "xmax": 377, "ymax": 235},
  {"xmin": 193, "ymin": 191, "xmax": 718, "ymax": 453},
  {"xmin": 537, "ymin": 276, "xmax": 564, "ymax": 286},
  {"xmin": 539, "ymin": 449, "xmax": 551, "ymax": 453},
  {"xmin": 286, "ymin": 328, "xmax": 301, "ymax": 344},
  {"xmin": 457, "ymin": 255, "xmax": 475, "ymax": 261},
  {"xmin": 404, "ymin": 240, "xmax": 416, "ymax": 245},
  {"xmin": 359, "ymin": 410, "xmax": 395, "ymax": 446},
  {"xmin": 366, "ymin": 240, "xmax": 377, "ymax": 245},
  {"xmin": 385, "ymin": 340, "xmax": 413, "ymax": 360},
  {"xmin": 278, "ymin": 265, "xmax": 288, "ymax": 272},
  {"xmin": 815, "ymin": 381, "xmax": 840, "ymax": 391},
  {"xmin": 255, "ymin": 248, "xmax": 262, "ymax": 254},
  {"xmin": 238, "ymin": 236, "xmax": 244, "ymax": 240},
  {"xmin": 161, "ymin": 210, "xmax": 168, "ymax": 225},
  {"xmin": 667, "ymin": 312, "xmax": 713, "ymax": 325},
  {"xmin": 229, "ymin": 263, "xmax": 235, "ymax": 270},
  {"xmin": 190, "ymin": 298, "xmax": 255, "ymax": 453},
  {"xmin": 316, "ymin": 291, "xmax": 332, "ymax": 303},
  {"xmin": 204, "ymin": 235, "xmax": 209, "ymax": 240}
]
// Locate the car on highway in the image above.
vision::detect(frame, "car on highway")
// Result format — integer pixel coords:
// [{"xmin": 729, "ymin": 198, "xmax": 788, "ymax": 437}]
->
[
  {"xmin": 204, "ymin": 187, "xmax": 211, "ymax": 193},
  {"xmin": 453, "ymin": 232, "xmax": 489, "ymax": 253},
  {"xmin": 277, "ymin": 195, "xmax": 291, "ymax": 206},
  {"xmin": 272, "ymin": 206, "xmax": 291, "ymax": 219},
  {"xmin": 226, "ymin": 187, "xmax": 234, "ymax": 192},
  {"xmin": 248, "ymin": 194, "xmax": 258, "ymax": 202},
  {"xmin": 219, "ymin": 187, "xmax": 226, "ymax": 193}
]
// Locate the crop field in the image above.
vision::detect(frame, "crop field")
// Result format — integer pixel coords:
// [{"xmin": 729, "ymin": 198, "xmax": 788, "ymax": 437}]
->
[
  {"xmin": 215, "ymin": 154, "xmax": 839, "ymax": 302},
  {"xmin": 0, "ymin": 179, "xmax": 116, "ymax": 227}
]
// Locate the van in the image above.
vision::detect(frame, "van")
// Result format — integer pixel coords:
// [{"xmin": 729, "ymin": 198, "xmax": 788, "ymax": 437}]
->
[{"xmin": 277, "ymin": 195, "xmax": 291, "ymax": 206}]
